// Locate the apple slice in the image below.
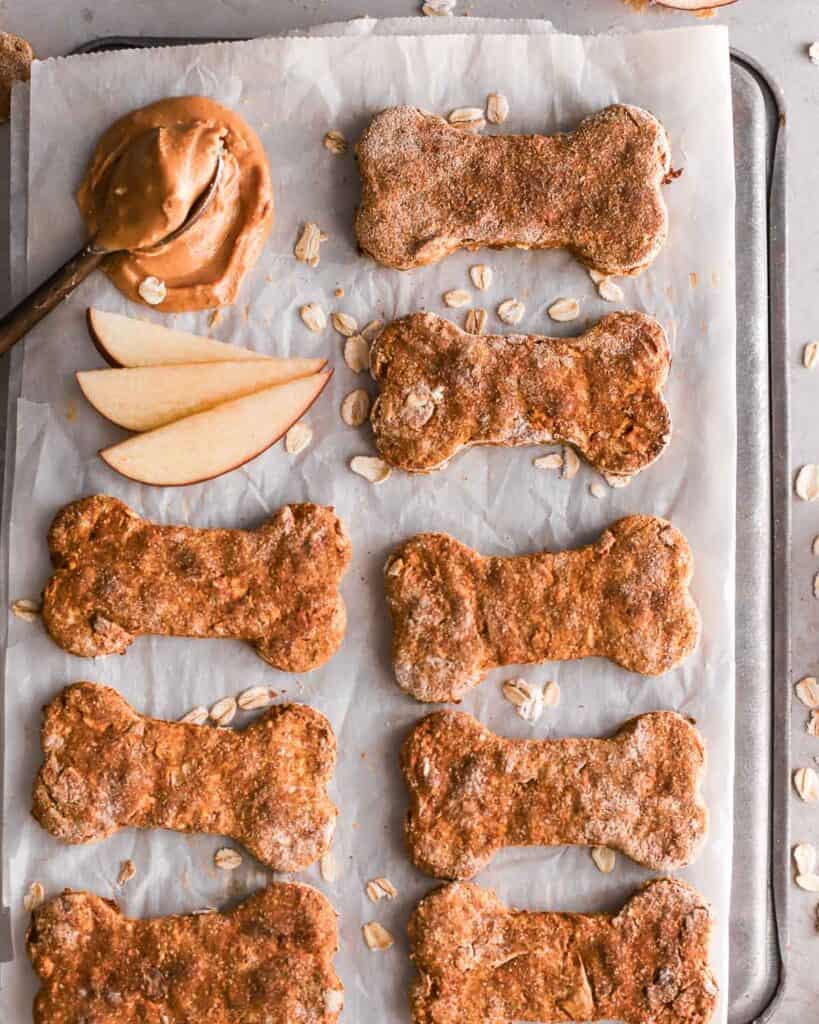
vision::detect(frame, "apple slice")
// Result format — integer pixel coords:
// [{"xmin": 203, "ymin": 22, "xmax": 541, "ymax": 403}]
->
[
  {"xmin": 100, "ymin": 370, "xmax": 332, "ymax": 486},
  {"xmin": 654, "ymin": 0, "xmax": 736, "ymax": 8},
  {"xmin": 77, "ymin": 357, "xmax": 327, "ymax": 432},
  {"xmin": 87, "ymin": 308, "xmax": 274, "ymax": 367}
]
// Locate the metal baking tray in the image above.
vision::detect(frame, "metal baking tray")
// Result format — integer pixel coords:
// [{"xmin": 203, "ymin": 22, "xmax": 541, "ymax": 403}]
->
[{"xmin": 0, "ymin": 37, "xmax": 790, "ymax": 1024}]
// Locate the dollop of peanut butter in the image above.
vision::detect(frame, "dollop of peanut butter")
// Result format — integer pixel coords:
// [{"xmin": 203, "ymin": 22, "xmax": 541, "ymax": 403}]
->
[{"xmin": 77, "ymin": 96, "xmax": 274, "ymax": 312}]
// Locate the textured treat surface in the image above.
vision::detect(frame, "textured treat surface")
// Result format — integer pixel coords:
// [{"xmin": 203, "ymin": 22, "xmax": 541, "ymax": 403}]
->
[
  {"xmin": 41, "ymin": 495, "xmax": 351, "ymax": 670},
  {"xmin": 409, "ymin": 879, "xmax": 718, "ymax": 1024},
  {"xmin": 355, "ymin": 104, "xmax": 671, "ymax": 273},
  {"xmin": 33, "ymin": 682, "xmax": 337, "ymax": 872},
  {"xmin": 0, "ymin": 31, "xmax": 33, "ymax": 123},
  {"xmin": 402, "ymin": 710, "xmax": 707, "ymax": 878},
  {"xmin": 385, "ymin": 514, "xmax": 700, "ymax": 702},
  {"xmin": 370, "ymin": 311, "xmax": 671, "ymax": 476},
  {"xmin": 27, "ymin": 883, "xmax": 343, "ymax": 1024}
]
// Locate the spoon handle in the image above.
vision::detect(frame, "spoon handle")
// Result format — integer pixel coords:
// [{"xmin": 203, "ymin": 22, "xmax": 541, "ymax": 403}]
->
[{"xmin": 0, "ymin": 245, "xmax": 107, "ymax": 356}]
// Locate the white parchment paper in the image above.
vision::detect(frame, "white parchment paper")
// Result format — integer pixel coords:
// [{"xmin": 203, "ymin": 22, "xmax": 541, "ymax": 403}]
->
[{"xmin": 2, "ymin": 22, "xmax": 736, "ymax": 1023}]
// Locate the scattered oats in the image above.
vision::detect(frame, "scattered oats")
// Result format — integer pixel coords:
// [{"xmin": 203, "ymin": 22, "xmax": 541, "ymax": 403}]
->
[
  {"xmin": 605, "ymin": 473, "xmax": 632, "ymax": 489},
  {"xmin": 237, "ymin": 686, "xmax": 276, "ymax": 711},
  {"xmin": 320, "ymin": 851, "xmax": 337, "ymax": 883},
  {"xmin": 590, "ymin": 482, "xmax": 607, "ymax": 499},
  {"xmin": 486, "ymin": 93, "xmax": 509, "ymax": 125},
  {"xmin": 23, "ymin": 881, "xmax": 44, "ymax": 912},
  {"xmin": 598, "ymin": 278, "xmax": 624, "ymax": 303},
  {"xmin": 547, "ymin": 297, "xmax": 580, "ymax": 322},
  {"xmin": 341, "ymin": 388, "xmax": 371, "ymax": 427},
  {"xmin": 534, "ymin": 452, "xmax": 563, "ymax": 471},
  {"xmin": 285, "ymin": 423, "xmax": 313, "ymax": 455},
  {"xmin": 361, "ymin": 319, "xmax": 384, "ymax": 341},
  {"xmin": 214, "ymin": 847, "xmax": 242, "ymax": 871},
  {"xmin": 808, "ymin": 711, "xmax": 819, "ymax": 737},
  {"xmin": 117, "ymin": 860, "xmax": 136, "ymax": 886},
  {"xmin": 794, "ymin": 842, "xmax": 817, "ymax": 876},
  {"xmin": 797, "ymin": 677, "xmax": 819, "ymax": 709},
  {"xmin": 351, "ymin": 455, "xmax": 391, "ymax": 484},
  {"xmin": 497, "ymin": 298, "xmax": 525, "ymax": 325},
  {"xmin": 443, "ymin": 288, "xmax": 471, "ymax": 308},
  {"xmin": 300, "ymin": 302, "xmax": 326, "ymax": 332},
  {"xmin": 794, "ymin": 766, "xmax": 819, "ymax": 802},
  {"xmin": 178, "ymin": 706, "xmax": 208, "ymax": 725},
  {"xmin": 362, "ymin": 921, "xmax": 394, "ymax": 950},
  {"xmin": 209, "ymin": 696, "xmax": 237, "ymax": 727},
  {"xmin": 804, "ymin": 342, "xmax": 819, "ymax": 369},
  {"xmin": 589, "ymin": 268, "xmax": 607, "ymax": 285},
  {"xmin": 192, "ymin": 906, "xmax": 217, "ymax": 915},
  {"xmin": 795, "ymin": 464, "xmax": 819, "ymax": 501},
  {"xmin": 11, "ymin": 598, "xmax": 40, "ymax": 622},
  {"xmin": 813, "ymin": 536, "xmax": 819, "ymax": 556},
  {"xmin": 796, "ymin": 873, "xmax": 819, "ymax": 892},
  {"xmin": 422, "ymin": 0, "xmax": 455, "ymax": 13},
  {"xmin": 502, "ymin": 678, "xmax": 544, "ymax": 723},
  {"xmin": 470, "ymin": 264, "xmax": 493, "ymax": 290},
  {"xmin": 208, "ymin": 309, "xmax": 223, "ymax": 328},
  {"xmin": 344, "ymin": 335, "xmax": 370, "ymax": 373},
  {"xmin": 366, "ymin": 877, "xmax": 398, "ymax": 902},
  {"xmin": 465, "ymin": 307, "xmax": 488, "ymax": 334},
  {"xmin": 331, "ymin": 311, "xmax": 358, "ymax": 337},
  {"xmin": 138, "ymin": 276, "xmax": 166, "ymax": 305},
  {"xmin": 562, "ymin": 447, "xmax": 580, "ymax": 479},
  {"xmin": 325, "ymin": 989, "xmax": 344, "ymax": 1014},
  {"xmin": 448, "ymin": 107, "xmax": 486, "ymax": 132},
  {"xmin": 543, "ymin": 680, "xmax": 560, "ymax": 707},
  {"xmin": 591, "ymin": 847, "xmax": 616, "ymax": 874},
  {"xmin": 323, "ymin": 130, "xmax": 347, "ymax": 155},
  {"xmin": 810, "ymin": 42, "xmax": 819, "ymax": 65},
  {"xmin": 294, "ymin": 222, "xmax": 325, "ymax": 267}
]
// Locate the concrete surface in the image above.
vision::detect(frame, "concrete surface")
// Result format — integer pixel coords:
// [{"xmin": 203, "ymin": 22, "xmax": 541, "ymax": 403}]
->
[{"xmin": 0, "ymin": 0, "xmax": 816, "ymax": 1018}]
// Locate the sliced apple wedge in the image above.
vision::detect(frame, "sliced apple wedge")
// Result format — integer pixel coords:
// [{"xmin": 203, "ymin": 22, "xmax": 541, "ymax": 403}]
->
[
  {"xmin": 655, "ymin": 0, "xmax": 736, "ymax": 8},
  {"xmin": 88, "ymin": 308, "xmax": 274, "ymax": 367},
  {"xmin": 77, "ymin": 357, "xmax": 327, "ymax": 433},
  {"xmin": 100, "ymin": 371, "xmax": 332, "ymax": 486}
]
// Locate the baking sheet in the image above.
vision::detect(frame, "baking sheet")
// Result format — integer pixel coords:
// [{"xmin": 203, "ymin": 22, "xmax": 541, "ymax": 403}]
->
[{"xmin": 1, "ymin": 23, "xmax": 736, "ymax": 1023}]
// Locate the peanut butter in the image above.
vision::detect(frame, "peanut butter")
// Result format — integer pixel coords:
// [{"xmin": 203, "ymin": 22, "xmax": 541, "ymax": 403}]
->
[{"xmin": 77, "ymin": 96, "xmax": 274, "ymax": 312}]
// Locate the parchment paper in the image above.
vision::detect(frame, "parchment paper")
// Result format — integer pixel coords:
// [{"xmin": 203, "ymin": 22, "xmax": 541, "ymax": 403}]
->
[{"xmin": 1, "ymin": 22, "xmax": 736, "ymax": 1023}]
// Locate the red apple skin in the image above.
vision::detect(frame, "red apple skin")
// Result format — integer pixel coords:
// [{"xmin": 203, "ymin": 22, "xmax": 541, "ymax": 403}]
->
[
  {"xmin": 98, "ymin": 369, "xmax": 333, "ymax": 487},
  {"xmin": 654, "ymin": 0, "xmax": 736, "ymax": 10}
]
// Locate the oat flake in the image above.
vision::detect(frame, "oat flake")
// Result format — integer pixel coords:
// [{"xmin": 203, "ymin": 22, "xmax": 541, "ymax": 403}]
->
[
  {"xmin": 214, "ymin": 847, "xmax": 242, "ymax": 871},
  {"xmin": 24, "ymin": 881, "xmax": 44, "ymax": 912},
  {"xmin": 533, "ymin": 453, "xmax": 563, "ymax": 471},
  {"xmin": 543, "ymin": 680, "xmax": 560, "ymax": 707},
  {"xmin": 795, "ymin": 464, "xmax": 819, "ymax": 501},
  {"xmin": 794, "ymin": 842, "xmax": 817, "ymax": 876},
  {"xmin": 796, "ymin": 872, "xmax": 819, "ymax": 892},
  {"xmin": 547, "ymin": 297, "xmax": 580, "ymax": 322},
  {"xmin": 502, "ymin": 679, "xmax": 544, "ymax": 723},
  {"xmin": 320, "ymin": 852, "xmax": 337, "ymax": 883},
  {"xmin": 562, "ymin": 447, "xmax": 580, "ymax": 479},
  {"xmin": 486, "ymin": 93, "xmax": 509, "ymax": 125},
  {"xmin": 803, "ymin": 342, "xmax": 819, "ymax": 369},
  {"xmin": 323, "ymin": 130, "xmax": 347, "ymax": 155},
  {"xmin": 294, "ymin": 222, "xmax": 325, "ymax": 267},
  {"xmin": 331, "ymin": 311, "xmax": 358, "ymax": 337},
  {"xmin": 448, "ymin": 107, "xmax": 485, "ymax": 132},
  {"xmin": 589, "ymin": 481, "xmax": 607, "ymax": 499},
  {"xmin": 443, "ymin": 289, "xmax": 471, "ymax": 308},
  {"xmin": 361, "ymin": 319, "xmax": 384, "ymax": 341},
  {"xmin": 351, "ymin": 456, "xmax": 390, "ymax": 484},
  {"xmin": 598, "ymin": 279, "xmax": 624, "ymax": 303},
  {"xmin": 11, "ymin": 598, "xmax": 40, "ymax": 622},
  {"xmin": 362, "ymin": 921, "xmax": 394, "ymax": 950},
  {"xmin": 178, "ymin": 706, "xmax": 209, "ymax": 725},
  {"xmin": 344, "ymin": 335, "xmax": 370, "ymax": 373},
  {"xmin": 422, "ymin": 0, "xmax": 455, "ymax": 14},
  {"xmin": 794, "ymin": 766, "xmax": 819, "ymax": 802},
  {"xmin": 285, "ymin": 423, "xmax": 313, "ymax": 455},
  {"xmin": 592, "ymin": 847, "xmax": 616, "ymax": 873},
  {"xmin": 237, "ymin": 686, "xmax": 276, "ymax": 711},
  {"xmin": 497, "ymin": 298, "xmax": 525, "ymax": 325},
  {"xmin": 366, "ymin": 877, "xmax": 398, "ymax": 902},
  {"xmin": 465, "ymin": 308, "xmax": 488, "ymax": 334},
  {"xmin": 118, "ymin": 860, "xmax": 136, "ymax": 886},
  {"xmin": 138, "ymin": 276, "xmax": 166, "ymax": 305},
  {"xmin": 470, "ymin": 264, "xmax": 493, "ymax": 290},
  {"xmin": 341, "ymin": 389, "xmax": 371, "ymax": 427},
  {"xmin": 300, "ymin": 303, "xmax": 326, "ymax": 332},
  {"xmin": 209, "ymin": 696, "xmax": 237, "ymax": 727}
]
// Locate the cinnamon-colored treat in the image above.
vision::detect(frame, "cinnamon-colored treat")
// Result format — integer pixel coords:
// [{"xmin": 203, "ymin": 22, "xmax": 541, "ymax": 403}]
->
[
  {"xmin": 33, "ymin": 683, "xmax": 337, "ymax": 872},
  {"xmin": 402, "ymin": 710, "xmax": 707, "ymax": 879},
  {"xmin": 41, "ymin": 495, "xmax": 351, "ymax": 670},
  {"xmin": 370, "ymin": 311, "xmax": 671, "ymax": 477},
  {"xmin": 385, "ymin": 515, "xmax": 700, "ymax": 702},
  {"xmin": 0, "ymin": 32, "xmax": 33, "ymax": 123},
  {"xmin": 409, "ymin": 878, "xmax": 718, "ymax": 1024},
  {"xmin": 27, "ymin": 883, "xmax": 344, "ymax": 1024},
  {"xmin": 355, "ymin": 104, "xmax": 671, "ymax": 274}
]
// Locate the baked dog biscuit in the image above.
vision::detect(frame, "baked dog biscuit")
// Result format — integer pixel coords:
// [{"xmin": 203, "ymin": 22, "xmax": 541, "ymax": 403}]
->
[
  {"xmin": 402, "ymin": 710, "xmax": 707, "ymax": 878},
  {"xmin": 385, "ymin": 515, "xmax": 700, "ymax": 702},
  {"xmin": 41, "ymin": 495, "xmax": 351, "ymax": 670},
  {"xmin": 409, "ymin": 879, "xmax": 718, "ymax": 1024},
  {"xmin": 370, "ymin": 311, "xmax": 671, "ymax": 477},
  {"xmin": 33, "ymin": 682, "xmax": 337, "ymax": 872},
  {"xmin": 27, "ymin": 883, "xmax": 344, "ymax": 1024},
  {"xmin": 355, "ymin": 104, "xmax": 671, "ymax": 274}
]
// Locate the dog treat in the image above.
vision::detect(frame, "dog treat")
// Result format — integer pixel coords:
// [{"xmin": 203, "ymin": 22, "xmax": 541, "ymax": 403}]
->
[
  {"xmin": 385, "ymin": 515, "xmax": 700, "ymax": 702},
  {"xmin": 27, "ymin": 883, "xmax": 344, "ymax": 1024},
  {"xmin": 402, "ymin": 710, "xmax": 707, "ymax": 878},
  {"xmin": 41, "ymin": 495, "xmax": 351, "ymax": 670},
  {"xmin": 370, "ymin": 311, "xmax": 671, "ymax": 477},
  {"xmin": 409, "ymin": 878, "xmax": 717, "ymax": 1024},
  {"xmin": 0, "ymin": 31, "xmax": 33, "ymax": 123},
  {"xmin": 355, "ymin": 104, "xmax": 671, "ymax": 274},
  {"xmin": 33, "ymin": 682, "xmax": 337, "ymax": 872}
]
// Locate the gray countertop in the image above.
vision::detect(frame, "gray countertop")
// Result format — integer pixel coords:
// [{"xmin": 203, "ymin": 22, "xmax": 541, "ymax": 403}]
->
[{"xmin": 1, "ymin": 0, "xmax": 816, "ymax": 1018}]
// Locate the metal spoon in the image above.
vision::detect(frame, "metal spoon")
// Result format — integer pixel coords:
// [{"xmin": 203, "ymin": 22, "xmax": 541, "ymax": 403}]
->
[{"xmin": 0, "ymin": 149, "xmax": 223, "ymax": 356}]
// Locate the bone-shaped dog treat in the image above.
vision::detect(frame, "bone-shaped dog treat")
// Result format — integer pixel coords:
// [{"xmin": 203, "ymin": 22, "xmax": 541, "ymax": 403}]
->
[
  {"xmin": 41, "ymin": 495, "xmax": 351, "ymax": 670},
  {"xmin": 409, "ymin": 879, "xmax": 718, "ymax": 1024},
  {"xmin": 27, "ymin": 883, "xmax": 344, "ymax": 1024},
  {"xmin": 33, "ymin": 682, "xmax": 337, "ymax": 871},
  {"xmin": 355, "ymin": 104, "xmax": 671, "ymax": 274},
  {"xmin": 370, "ymin": 312, "xmax": 671, "ymax": 477},
  {"xmin": 385, "ymin": 515, "xmax": 700, "ymax": 702},
  {"xmin": 402, "ymin": 710, "xmax": 707, "ymax": 878}
]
